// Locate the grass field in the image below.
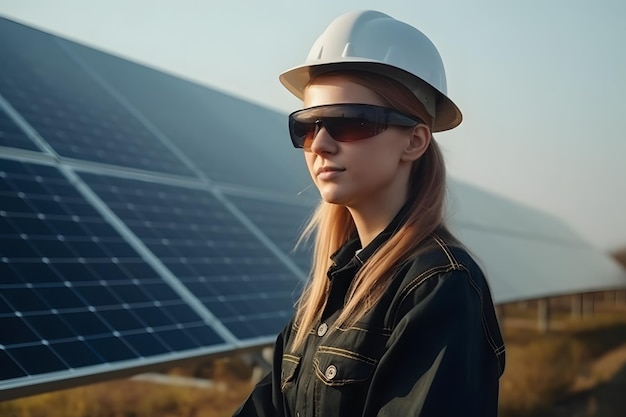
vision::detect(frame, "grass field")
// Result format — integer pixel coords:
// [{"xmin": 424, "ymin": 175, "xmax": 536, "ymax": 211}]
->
[
  {"xmin": 1, "ymin": 294, "xmax": 625, "ymax": 417},
  {"xmin": 498, "ymin": 298, "xmax": 626, "ymax": 417}
]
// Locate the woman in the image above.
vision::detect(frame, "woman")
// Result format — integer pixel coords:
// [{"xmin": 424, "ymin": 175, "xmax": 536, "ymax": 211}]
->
[{"xmin": 234, "ymin": 10, "xmax": 505, "ymax": 417}]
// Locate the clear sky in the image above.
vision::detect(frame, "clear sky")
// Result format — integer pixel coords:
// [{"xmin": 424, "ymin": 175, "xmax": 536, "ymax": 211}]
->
[{"xmin": 1, "ymin": 0, "xmax": 625, "ymax": 251}]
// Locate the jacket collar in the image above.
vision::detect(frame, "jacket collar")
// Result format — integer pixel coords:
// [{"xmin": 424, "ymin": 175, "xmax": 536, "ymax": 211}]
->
[{"xmin": 329, "ymin": 200, "xmax": 413, "ymax": 274}]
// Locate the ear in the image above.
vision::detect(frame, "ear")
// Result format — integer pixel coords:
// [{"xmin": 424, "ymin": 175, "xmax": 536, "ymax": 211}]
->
[{"xmin": 401, "ymin": 125, "xmax": 431, "ymax": 162}]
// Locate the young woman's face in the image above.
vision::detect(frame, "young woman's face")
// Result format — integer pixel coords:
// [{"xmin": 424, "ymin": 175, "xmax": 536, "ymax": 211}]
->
[{"xmin": 302, "ymin": 75, "xmax": 417, "ymax": 211}]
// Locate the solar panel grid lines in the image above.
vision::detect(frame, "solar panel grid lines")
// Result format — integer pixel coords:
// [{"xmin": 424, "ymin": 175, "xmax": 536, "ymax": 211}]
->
[
  {"xmin": 54, "ymin": 38, "xmax": 208, "ymax": 184},
  {"xmin": 224, "ymin": 192, "xmax": 314, "ymax": 273},
  {"xmin": 58, "ymin": 32, "xmax": 314, "ymax": 195},
  {"xmin": 0, "ymin": 157, "xmax": 230, "ymax": 396},
  {"xmin": 0, "ymin": 146, "xmax": 57, "ymax": 175},
  {"xmin": 211, "ymin": 188, "xmax": 308, "ymax": 281},
  {"xmin": 0, "ymin": 93, "xmax": 54, "ymax": 154},
  {"xmin": 0, "ymin": 24, "xmax": 196, "ymax": 177},
  {"xmin": 78, "ymin": 172, "xmax": 302, "ymax": 341},
  {"xmin": 59, "ymin": 166, "xmax": 241, "ymax": 346},
  {"xmin": 62, "ymin": 158, "xmax": 209, "ymax": 189}
]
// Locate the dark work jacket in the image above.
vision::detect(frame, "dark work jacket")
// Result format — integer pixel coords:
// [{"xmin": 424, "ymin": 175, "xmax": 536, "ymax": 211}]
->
[{"xmin": 234, "ymin": 207, "xmax": 505, "ymax": 417}]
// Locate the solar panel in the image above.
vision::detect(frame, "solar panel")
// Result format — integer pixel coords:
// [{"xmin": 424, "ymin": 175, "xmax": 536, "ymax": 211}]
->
[
  {"xmin": 227, "ymin": 194, "xmax": 313, "ymax": 273},
  {"xmin": 79, "ymin": 173, "xmax": 301, "ymax": 340},
  {"xmin": 0, "ymin": 20, "xmax": 195, "ymax": 177},
  {"xmin": 0, "ymin": 105, "xmax": 40, "ymax": 152},
  {"xmin": 59, "ymin": 37, "xmax": 312, "ymax": 194},
  {"xmin": 0, "ymin": 157, "xmax": 228, "ymax": 395}
]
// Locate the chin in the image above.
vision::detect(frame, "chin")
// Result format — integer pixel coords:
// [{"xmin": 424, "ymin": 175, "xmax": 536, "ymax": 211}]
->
[
  {"xmin": 316, "ymin": 183, "xmax": 360, "ymax": 206},
  {"xmin": 319, "ymin": 192, "xmax": 353, "ymax": 206}
]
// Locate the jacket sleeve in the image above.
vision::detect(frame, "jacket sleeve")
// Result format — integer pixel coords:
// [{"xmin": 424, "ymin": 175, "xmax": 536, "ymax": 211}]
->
[
  {"xmin": 362, "ymin": 269, "xmax": 502, "ymax": 417},
  {"xmin": 232, "ymin": 323, "xmax": 291, "ymax": 417}
]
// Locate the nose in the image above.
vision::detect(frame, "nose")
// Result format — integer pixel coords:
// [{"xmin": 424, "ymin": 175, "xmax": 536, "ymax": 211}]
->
[{"xmin": 308, "ymin": 123, "xmax": 337, "ymax": 154}]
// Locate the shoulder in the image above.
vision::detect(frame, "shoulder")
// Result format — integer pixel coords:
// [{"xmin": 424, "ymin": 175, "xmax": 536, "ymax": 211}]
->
[
  {"xmin": 385, "ymin": 233, "xmax": 505, "ymax": 373},
  {"xmin": 399, "ymin": 233, "xmax": 485, "ymax": 290},
  {"xmin": 387, "ymin": 233, "xmax": 492, "ymax": 325}
]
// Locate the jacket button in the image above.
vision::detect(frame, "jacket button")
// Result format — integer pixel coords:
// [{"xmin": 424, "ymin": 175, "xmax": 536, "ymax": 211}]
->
[
  {"xmin": 325, "ymin": 364, "xmax": 337, "ymax": 380},
  {"xmin": 317, "ymin": 322, "xmax": 328, "ymax": 336}
]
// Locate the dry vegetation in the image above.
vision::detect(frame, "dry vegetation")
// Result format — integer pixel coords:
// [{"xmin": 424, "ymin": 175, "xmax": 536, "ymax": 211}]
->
[
  {"xmin": 499, "ymin": 297, "xmax": 626, "ymax": 417},
  {"xmin": 0, "ymin": 358, "xmax": 255, "ymax": 417},
  {"xmin": 1, "ymin": 293, "xmax": 625, "ymax": 417},
  {"xmin": 0, "ymin": 379, "xmax": 253, "ymax": 417}
]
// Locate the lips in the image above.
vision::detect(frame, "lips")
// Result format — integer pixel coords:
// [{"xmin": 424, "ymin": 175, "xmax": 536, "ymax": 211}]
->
[
  {"xmin": 316, "ymin": 166, "xmax": 345, "ymax": 175},
  {"xmin": 316, "ymin": 165, "xmax": 346, "ymax": 180}
]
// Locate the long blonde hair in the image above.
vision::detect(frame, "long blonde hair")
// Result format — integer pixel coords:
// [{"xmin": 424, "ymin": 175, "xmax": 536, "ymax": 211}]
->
[{"xmin": 292, "ymin": 71, "xmax": 454, "ymax": 350}]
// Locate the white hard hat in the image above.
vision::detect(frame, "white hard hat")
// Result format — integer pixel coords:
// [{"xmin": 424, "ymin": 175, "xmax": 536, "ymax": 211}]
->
[{"xmin": 280, "ymin": 10, "xmax": 462, "ymax": 132}]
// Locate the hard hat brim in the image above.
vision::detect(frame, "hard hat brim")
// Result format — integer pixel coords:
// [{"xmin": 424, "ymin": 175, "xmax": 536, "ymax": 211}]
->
[{"xmin": 279, "ymin": 60, "xmax": 462, "ymax": 132}]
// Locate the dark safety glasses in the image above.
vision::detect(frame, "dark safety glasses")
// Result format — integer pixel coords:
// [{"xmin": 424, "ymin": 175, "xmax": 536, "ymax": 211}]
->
[{"xmin": 288, "ymin": 103, "xmax": 423, "ymax": 149}]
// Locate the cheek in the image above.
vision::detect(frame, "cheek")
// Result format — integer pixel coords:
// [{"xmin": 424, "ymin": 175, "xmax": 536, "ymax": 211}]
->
[
  {"xmin": 353, "ymin": 145, "xmax": 402, "ymax": 178},
  {"xmin": 304, "ymin": 153, "xmax": 316, "ymax": 174}
]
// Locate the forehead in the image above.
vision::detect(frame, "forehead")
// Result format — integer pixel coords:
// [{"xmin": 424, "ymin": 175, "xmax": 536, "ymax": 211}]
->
[{"xmin": 303, "ymin": 75, "xmax": 385, "ymax": 108}]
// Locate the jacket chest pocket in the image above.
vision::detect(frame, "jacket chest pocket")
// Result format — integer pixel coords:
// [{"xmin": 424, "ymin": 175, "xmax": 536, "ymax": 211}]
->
[
  {"xmin": 280, "ymin": 353, "xmax": 301, "ymax": 393},
  {"xmin": 313, "ymin": 346, "xmax": 377, "ymax": 386}
]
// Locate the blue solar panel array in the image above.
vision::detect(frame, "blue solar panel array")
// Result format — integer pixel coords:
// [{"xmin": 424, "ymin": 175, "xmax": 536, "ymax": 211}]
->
[
  {"xmin": 80, "ymin": 173, "xmax": 300, "ymax": 339},
  {"xmin": 0, "ymin": 159, "xmax": 225, "ymax": 381},
  {"xmin": 229, "ymin": 195, "xmax": 313, "ymax": 272},
  {"xmin": 60, "ymin": 31, "xmax": 310, "ymax": 193},
  {"xmin": 0, "ymin": 19, "xmax": 195, "ymax": 177},
  {"xmin": 0, "ymin": 17, "xmax": 313, "ymax": 400}
]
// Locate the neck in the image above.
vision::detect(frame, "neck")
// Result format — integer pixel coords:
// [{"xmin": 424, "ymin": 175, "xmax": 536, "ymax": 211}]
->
[{"xmin": 348, "ymin": 195, "xmax": 407, "ymax": 248}]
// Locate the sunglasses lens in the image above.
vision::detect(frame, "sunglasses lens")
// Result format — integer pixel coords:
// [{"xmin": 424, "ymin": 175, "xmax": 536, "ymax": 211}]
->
[
  {"xmin": 288, "ymin": 104, "xmax": 419, "ymax": 149},
  {"xmin": 290, "ymin": 118, "xmax": 376, "ymax": 148},
  {"xmin": 324, "ymin": 118, "xmax": 380, "ymax": 142},
  {"xmin": 289, "ymin": 119, "xmax": 315, "ymax": 148}
]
